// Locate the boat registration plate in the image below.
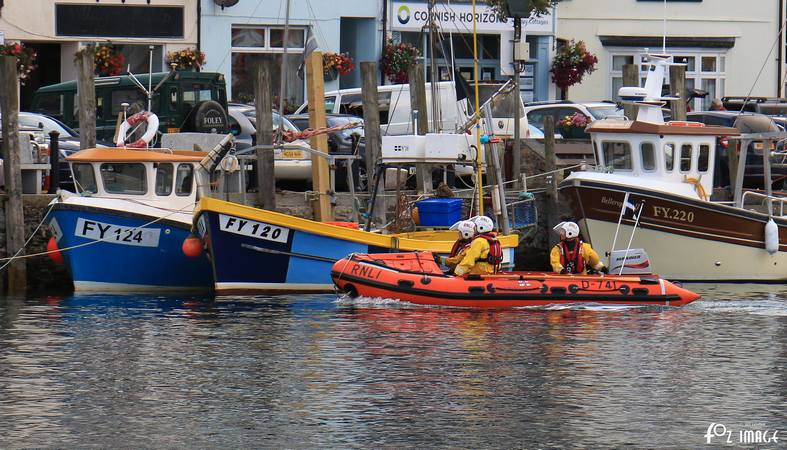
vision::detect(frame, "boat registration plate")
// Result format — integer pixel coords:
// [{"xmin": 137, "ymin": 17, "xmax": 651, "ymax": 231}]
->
[
  {"xmin": 75, "ymin": 218, "xmax": 161, "ymax": 247},
  {"xmin": 282, "ymin": 150, "xmax": 304, "ymax": 159},
  {"xmin": 219, "ymin": 214, "xmax": 290, "ymax": 244}
]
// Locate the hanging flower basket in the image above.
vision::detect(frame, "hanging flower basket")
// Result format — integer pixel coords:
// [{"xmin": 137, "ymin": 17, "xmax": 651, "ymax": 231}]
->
[
  {"xmin": 558, "ymin": 112, "xmax": 590, "ymax": 139},
  {"xmin": 550, "ymin": 40, "xmax": 598, "ymax": 93},
  {"xmin": 0, "ymin": 43, "xmax": 37, "ymax": 85},
  {"xmin": 92, "ymin": 45, "xmax": 125, "ymax": 77},
  {"xmin": 381, "ymin": 40, "xmax": 420, "ymax": 84},
  {"xmin": 166, "ymin": 47, "xmax": 206, "ymax": 71},
  {"xmin": 322, "ymin": 52, "xmax": 354, "ymax": 80}
]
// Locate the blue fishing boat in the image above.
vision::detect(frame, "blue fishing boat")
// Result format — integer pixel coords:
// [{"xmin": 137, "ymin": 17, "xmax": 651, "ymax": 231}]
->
[
  {"xmin": 193, "ymin": 197, "xmax": 519, "ymax": 294},
  {"xmin": 48, "ymin": 148, "xmax": 215, "ymax": 292}
]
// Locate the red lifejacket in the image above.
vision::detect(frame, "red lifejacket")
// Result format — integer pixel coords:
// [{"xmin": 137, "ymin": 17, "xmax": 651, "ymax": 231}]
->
[
  {"xmin": 559, "ymin": 239, "xmax": 585, "ymax": 274},
  {"xmin": 450, "ymin": 238, "xmax": 472, "ymax": 257},
  {"xmin": 477, "ymin": 233, "xmax": 503, "ymax": 268}
]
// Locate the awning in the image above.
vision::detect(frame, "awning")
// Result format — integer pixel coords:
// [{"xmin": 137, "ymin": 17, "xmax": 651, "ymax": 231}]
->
[{"xmin": 599, "ymin": 35, "xmax": 736, "ymax": 49}]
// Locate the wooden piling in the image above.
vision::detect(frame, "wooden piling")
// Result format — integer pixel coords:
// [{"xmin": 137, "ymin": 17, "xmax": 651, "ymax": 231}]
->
[
  {"xmin": 669, "ymin": 65, "xmax": 687, "ymax": 121},
  {"xmin": 622, "ymin": 64, "xmax": 639, "ymax": 121},
  {"xmin": 76, "ymin": 47, "xmax": 97, "ymax": 149},
  {"xmin": 0, "ymin": 56, "xmax": 27, "ymax": 295},
  {"xmin": 543, "ymin": 115, "xmax": 559, "ymax": 248},
  {"xmin": 360, "ymin": 62, "xmax": 386, "ymax": 226},
  {"xmin": 255, "ymin": 61, "xmax": 276, "ymax": 210},
  {"xmin": 304, "ymin": 51, "xmax": 333, "ymax": 221},
  {"xmin": 48, "ymin": 131, "xmax": 60, "ymax": 194},
  {"xmin": 512, "ymin": 81, "xmax": 522, "ymax": 190},
  {"xmin": 408, "ymin": 63, "xmax": 432, "ymax": 193}
]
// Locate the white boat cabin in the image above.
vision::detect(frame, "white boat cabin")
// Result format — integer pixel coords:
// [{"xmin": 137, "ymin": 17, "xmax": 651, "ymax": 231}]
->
[{"xmin": 66, "ymin": 148, "xmax": 204, "ymax": 209}]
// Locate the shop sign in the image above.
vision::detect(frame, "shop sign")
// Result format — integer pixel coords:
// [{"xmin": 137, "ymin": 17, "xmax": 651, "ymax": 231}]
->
[{"xmin": 391, "ymin": 1, "xmax": 554, "ymax": 35}]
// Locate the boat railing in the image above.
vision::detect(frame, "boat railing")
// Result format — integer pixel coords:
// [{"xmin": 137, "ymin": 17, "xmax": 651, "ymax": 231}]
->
[{"xmin": 741, "ymin": 190, "xmax": 787, "ymax": 217}]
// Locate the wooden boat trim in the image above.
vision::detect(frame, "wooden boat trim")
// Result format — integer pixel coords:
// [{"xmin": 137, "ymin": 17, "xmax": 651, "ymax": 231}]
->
[
  {"xmin": 587, "ymin": 120, "xmax": 740, "ymax": 136},
  {"xmin": 67, "ymin": 147, "xmax": 207, "ymax": 163}
]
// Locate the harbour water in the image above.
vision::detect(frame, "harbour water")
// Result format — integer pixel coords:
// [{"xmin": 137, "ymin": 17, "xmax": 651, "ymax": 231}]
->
[{"xmin": 1, "ymin": 285, "xmax": 785, "ymax": 448}]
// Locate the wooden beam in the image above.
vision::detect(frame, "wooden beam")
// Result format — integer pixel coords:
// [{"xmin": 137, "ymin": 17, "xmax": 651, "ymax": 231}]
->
[
  {"xmin": 543, "ymin": 115, "xmax": 559, "ymax": 249},
  {"xmin": 622, "ymin": 64, "xmax": 639, "ymax": 121},
  {"xmin": 669, "ymin": 65, "xmax": 687, "ymax": 121},
  {"xmin": 0, "ymin": 56, "xmax": 27, "ymax": 294},
  {"xmin": 361, "ymin": 62, "xmax": 386, "ymax": 226},
  {"xmin": 255, "ymin": 61, "xmax": 276, "ymax": 210},
  {"xmin": 304, "ymin": 51, "xmax": 333, "ymax": 221},
  {"xmin": 408, "ymin": 63, "xmax": 431, "ymax": 193},
  {"xmin": 76, "ymin": 47, "xmax": 97, "ymax": 149}
]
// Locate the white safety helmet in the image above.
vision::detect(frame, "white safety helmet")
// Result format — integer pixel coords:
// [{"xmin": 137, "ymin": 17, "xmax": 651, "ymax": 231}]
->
[
  {"xmin": 453, "ymin": 220, "xmax": 476, "ymax": 240},
  {"xmin": 472, "ymin": 215, "xmax": 495, "ymax": 234},
  {"xmin": 562, "ymin": 221, "xmax": 580, "ymax": 239}
]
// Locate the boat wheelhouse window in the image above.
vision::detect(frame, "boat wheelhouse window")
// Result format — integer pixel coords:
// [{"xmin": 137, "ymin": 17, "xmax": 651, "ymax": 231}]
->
[
  {"xmin": 680, "ymin": 144, "xmax": 693, "ymax": 172},
  {"xmin": 602, "ymin": 142, "xmax": 632, "ymax": 170},
  {"xmin": 176, "ymin": 164, "xmax": 194, "ymax": 196},
  {"xmin": 100, "ymin": 163, "xmax": 147, "ymax": 195},
  {"xmin": 641, "ymin": 142, "xmax": 656, "ymax": 171},
  {"xmin": 155, "ymin": 163, "xmax": 174, "ymax": 196},
  {"xmin": 664, "ymin": 144, "xmax": 675, "ymax": 171},
  {"xmin": 72, "ymin": 163, "xmax": 97, "ymax": 194},
  {"xmin": 698, "ymin": 144, "xmax": 710, "ymax": 172}
]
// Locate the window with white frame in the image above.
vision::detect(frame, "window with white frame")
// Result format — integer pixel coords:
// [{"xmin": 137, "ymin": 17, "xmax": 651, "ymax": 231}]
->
[
  {"xmin": 230, "ymin": 26, "xmax": 306, "ymax": 111},
  {"xmin": 608, "ymin": 49, "xmax": 726, "ymax": 111}
]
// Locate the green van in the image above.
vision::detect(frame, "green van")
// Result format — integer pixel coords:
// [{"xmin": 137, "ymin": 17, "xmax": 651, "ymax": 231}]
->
[{"xmin": 30, "ymin": 71, "xmax": 229, "ymax": 144}]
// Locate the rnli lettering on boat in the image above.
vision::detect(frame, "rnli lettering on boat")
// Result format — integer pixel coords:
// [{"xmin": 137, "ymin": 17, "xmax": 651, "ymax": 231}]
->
[
  {"xmin": 350, "ymin": 263, "xmax": 383, "ymax": 280},
  {"xmin": 75, "ymin": 218, "xmax": 161, "ymax": 247},
  {"xmin": 219, "ymin": 214, "xmax": 290, "ymax": 244}
]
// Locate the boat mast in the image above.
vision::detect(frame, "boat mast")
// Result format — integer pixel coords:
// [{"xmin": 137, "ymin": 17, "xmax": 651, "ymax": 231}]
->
[
  {"xmin": 277, "ymin": 0, "xmax": 292, "ymax": 141},
  {"xmin": 472, "ymin": 0, "xmax": 483, "ymax": 215},
  {"xmin": 428, "ymin": 0, "xmax": 442, "ymax": 132}
]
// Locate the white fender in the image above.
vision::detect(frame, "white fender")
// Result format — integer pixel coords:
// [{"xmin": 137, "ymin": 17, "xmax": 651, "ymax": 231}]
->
[
  {"xmin": 765, "ymin": 219, "xmax": 779, "ymax": 255},
  {"xmin": 117, "ymin": 112, "xmax": 159, "ymax": 148}
]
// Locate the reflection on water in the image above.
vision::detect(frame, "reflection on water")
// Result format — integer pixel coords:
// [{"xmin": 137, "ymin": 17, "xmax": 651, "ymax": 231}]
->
[{"xmin": 0, "ymin": 285, "xmax": 785, "ymax": 448}]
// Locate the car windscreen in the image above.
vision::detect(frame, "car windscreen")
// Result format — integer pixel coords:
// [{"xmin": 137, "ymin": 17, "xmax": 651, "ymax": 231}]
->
[{"xmin": 587, "ymin": 105, "xmax": 622, "ymax": 120}]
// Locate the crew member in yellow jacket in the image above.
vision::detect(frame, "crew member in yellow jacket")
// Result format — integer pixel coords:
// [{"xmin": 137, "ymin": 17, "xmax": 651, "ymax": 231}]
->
[
  {"xmin": 443, "ymin": 220, "xmax": 476, "ymax": 271},
  {"xmin": 454, "ymin": 216, "xmax": 503, "ymax": 276},
  {"xmin": 550, "ymin": 221, "xmax": 608, "ymax": 275}
]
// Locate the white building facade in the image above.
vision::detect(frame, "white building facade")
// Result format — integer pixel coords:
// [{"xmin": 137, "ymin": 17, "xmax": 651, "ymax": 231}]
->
[
  {"xmin": 0, "ymin": 0, "xmax": 198, "ymax": 108},
  {"xmin": 556, "ymin": 0, "xmax": 784, "ymax": 110}
]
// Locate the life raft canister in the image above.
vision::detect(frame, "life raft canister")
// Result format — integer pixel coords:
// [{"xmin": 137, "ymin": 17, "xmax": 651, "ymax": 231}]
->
[{"xmin": 559, "ymin": 239, "xmax": 586, "ymax": 274}]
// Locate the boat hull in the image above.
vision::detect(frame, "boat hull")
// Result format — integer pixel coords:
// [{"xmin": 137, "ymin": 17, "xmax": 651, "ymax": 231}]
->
[
  {"xmin": 50, "ymin": 202, "xmax": 213, "ymax": 292},
  {"xmin": 562, "ymin": 179, "xmax": 787, "ymax": 281},
  {"xmin": 331, "ymin": 252, "xmax": 700, "ymax": 308},
  {"xmin": 195, "ymin": 197, "xmax": 518, "ymax": 295}
]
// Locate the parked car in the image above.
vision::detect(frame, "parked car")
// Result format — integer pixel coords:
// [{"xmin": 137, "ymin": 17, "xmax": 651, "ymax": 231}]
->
[
  {"xmin": 226, "ymin": 103, "xmax": 313, "ymax": 186},
  {"xmin": 523, "ymin": 101, "xmax": 623, "ymax": 139},
  {"xmin": 687, "ymin": 111, "xmax": 786, "ymax": 189},
  {"xmin": 287, "ymin": 113, "xmax": 365, "ymax": 191},
  {"xmin": 1, "ymin": 112, "xmax": 109, "ymax": 191},
  {"xmin": 721, "ymin": 97, "xmax": 787, "ymax": 116}
]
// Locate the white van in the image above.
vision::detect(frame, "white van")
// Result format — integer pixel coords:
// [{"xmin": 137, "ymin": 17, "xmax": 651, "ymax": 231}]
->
[{"xmin": 293, "ymin": 81, "xmax": 529, "ymax": 138}]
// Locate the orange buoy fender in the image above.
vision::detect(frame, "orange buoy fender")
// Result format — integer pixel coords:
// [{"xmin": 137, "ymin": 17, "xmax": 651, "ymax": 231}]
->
[
  {"xmin": 182, "ymin": 235, "xmax": 203, "ymax": 258},
  {"xmin": 47, "ymin": 237, "xmax": 64, "ymax": 265}
]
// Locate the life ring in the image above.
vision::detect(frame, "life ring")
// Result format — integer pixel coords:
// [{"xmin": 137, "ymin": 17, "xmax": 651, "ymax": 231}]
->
[{"xmin": 117, "ymin": 111, "xmax": 159, "ymax": 148}]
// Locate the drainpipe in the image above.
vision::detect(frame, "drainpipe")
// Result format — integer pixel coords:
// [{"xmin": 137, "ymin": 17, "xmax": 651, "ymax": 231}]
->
[
  {"xmin": 197, "ymin": 0, "xmax": 202, "ymax": 55},
  {"xmin": 780, "ymin": 0, "xmax": 785, "ymax": 97},
  {"xmin": 381, "ymin": 0, "xmax": 388, "ymax": 83}
]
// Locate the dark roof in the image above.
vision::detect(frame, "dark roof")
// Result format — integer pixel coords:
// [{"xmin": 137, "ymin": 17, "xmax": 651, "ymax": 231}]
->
[{"xmin": 36, "ymin": 71, "xmax": 225, "ymax": 93}]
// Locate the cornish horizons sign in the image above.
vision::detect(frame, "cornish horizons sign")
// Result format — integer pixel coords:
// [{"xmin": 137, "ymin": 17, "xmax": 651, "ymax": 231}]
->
[{"xmin": 391, "ymin": 1, "xmax": 554, "ymax": 35}]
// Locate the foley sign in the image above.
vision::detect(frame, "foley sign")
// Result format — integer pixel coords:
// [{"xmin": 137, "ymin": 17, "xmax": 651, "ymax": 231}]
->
[{"xmin": 391, "ymin": 1, "xmax": 554, "ymax": 35}]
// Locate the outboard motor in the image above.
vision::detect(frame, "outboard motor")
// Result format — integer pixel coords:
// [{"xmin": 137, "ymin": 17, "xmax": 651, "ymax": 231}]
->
[{"xmin": 608, "ymin": 249, "xmax": 652, "ymax": 275}]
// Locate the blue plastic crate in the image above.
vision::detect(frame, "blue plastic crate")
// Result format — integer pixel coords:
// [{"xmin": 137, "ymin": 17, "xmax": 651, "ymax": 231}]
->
[{"xmin": 416, "ymin": 198, "xmax": 463, "ymax": 227}]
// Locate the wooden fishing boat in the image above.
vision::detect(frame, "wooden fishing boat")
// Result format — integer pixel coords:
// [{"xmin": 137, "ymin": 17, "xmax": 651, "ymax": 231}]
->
[{"xmin": 331, "ymin": 252, "xmax": 701, "ymax": 308}]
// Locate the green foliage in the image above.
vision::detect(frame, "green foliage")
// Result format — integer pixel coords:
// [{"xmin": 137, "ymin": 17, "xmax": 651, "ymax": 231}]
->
[{"xmin": 485, "ymin": 0, "xmax": 560, "ymax": 18}]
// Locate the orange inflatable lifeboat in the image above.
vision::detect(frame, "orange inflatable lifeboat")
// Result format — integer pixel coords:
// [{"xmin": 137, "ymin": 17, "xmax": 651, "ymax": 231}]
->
[{"xmin": 331, "ymin": 252, "xmax": 700, "ymax": 308}]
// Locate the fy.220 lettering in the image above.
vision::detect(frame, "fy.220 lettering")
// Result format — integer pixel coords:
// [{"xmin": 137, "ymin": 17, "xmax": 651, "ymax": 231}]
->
[{"xmin": 653, "ymin": 206, "xmax": 695, "ymax": 223}]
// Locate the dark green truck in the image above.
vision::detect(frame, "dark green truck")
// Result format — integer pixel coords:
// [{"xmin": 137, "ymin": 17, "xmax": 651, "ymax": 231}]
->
[{"xmin": 30, "ymin": 71, "xmax": 229, "ymax": 144}]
